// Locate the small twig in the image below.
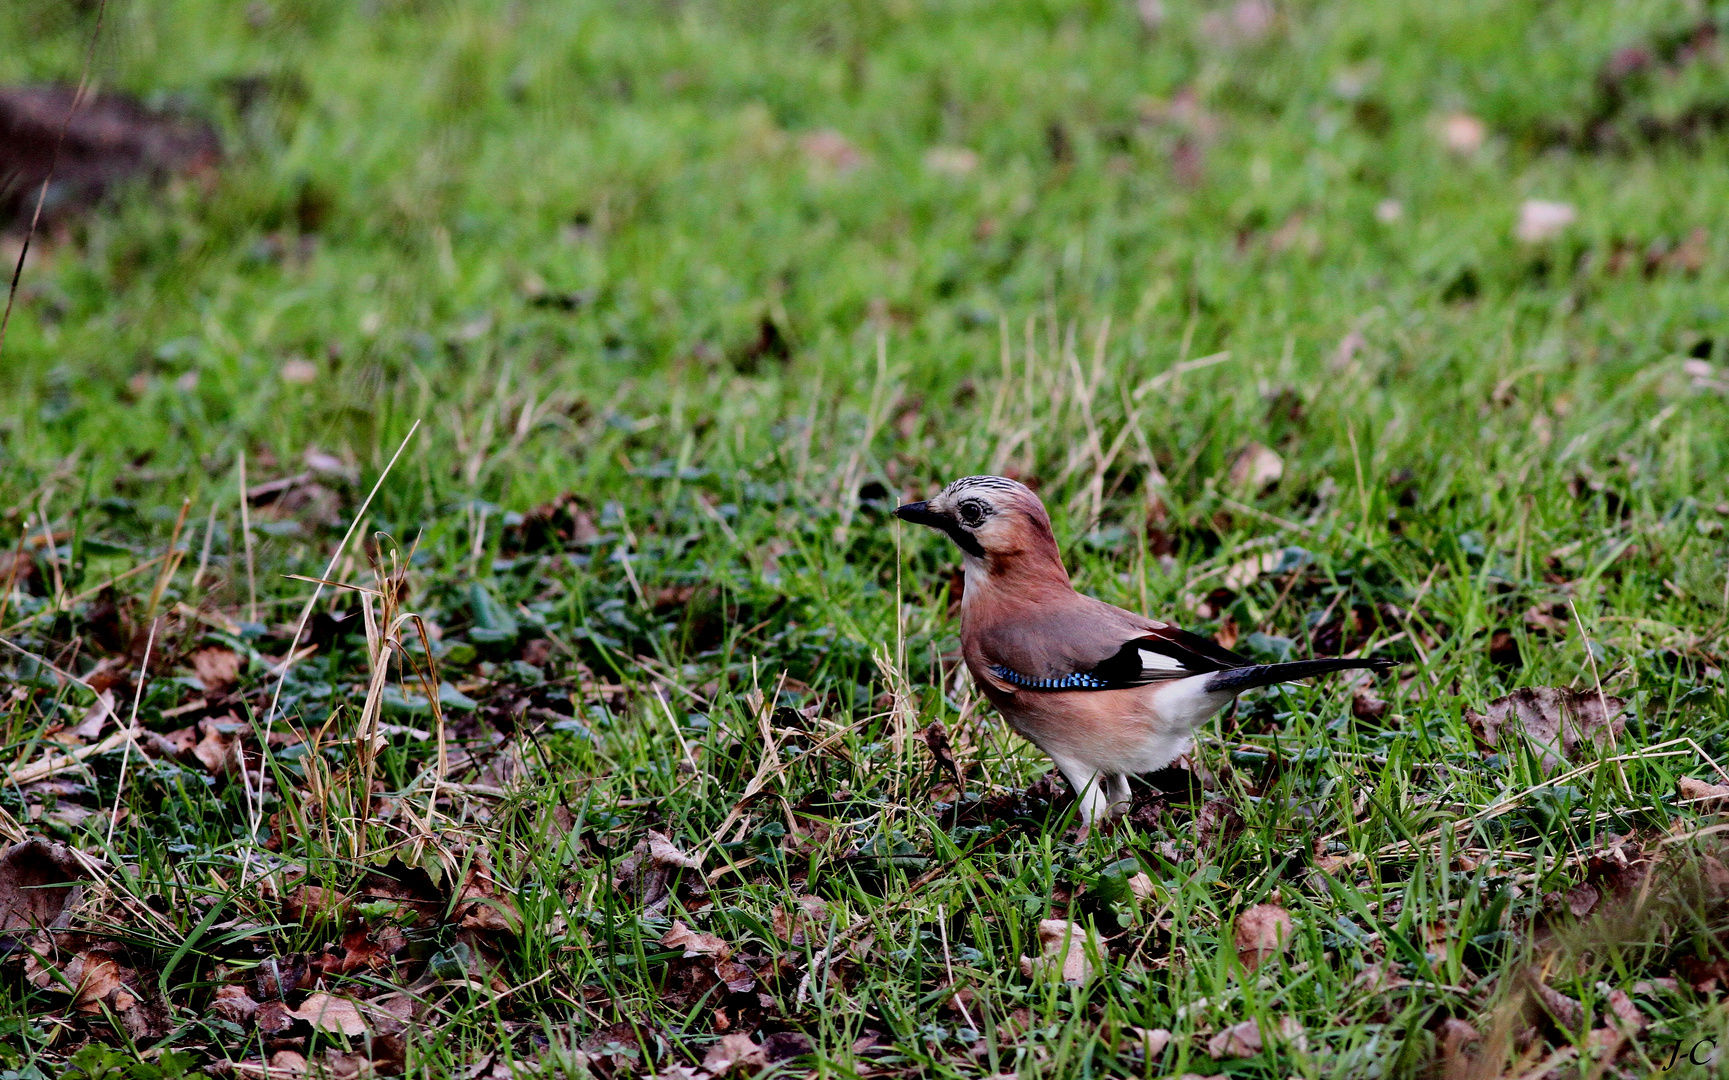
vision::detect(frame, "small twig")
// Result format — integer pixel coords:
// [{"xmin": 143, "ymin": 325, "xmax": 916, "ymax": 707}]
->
[
  {"xmin": 1569, "ymin": 599, "xmax": 1612, "ymax": 733},
  {"xmin": 1131, "ymin": 350, "xmax": 1233, "ymax": 399},
  {"xmin": 1346, "ymin": 421, "xmax": 1372, "ymax": 536},
  {"xmin": 1214, "ymin": 494, "xmax": 1317, "ymax": 539},
  {"xmin": 190, "ymin": 502, "xmax": 219, "ymax": 591},
  {"xmin": 37, "ymin": 498, "xmax": 64, "ymax": 600},
  {"xmin": 145, "ymin": 497, "xmax": 192, "ymax": 618},
  {"xmin": 937, "ymin": 902, "xmax": 975, "ymax": 1028},
  {"xmin": 0, "ymin": 529, "xmax": 27, "ymax": 629},
  {"xmin": 6, "ymin": 726, "xmax": 141, "ymax": 787},
  {"xmin": 106, "ymin": 618, "xmax": 158, "ymax": 847},
  {"xmin": 237, "ymin": 451, "xmax": 259, "ymax": 624},
  {"xmin": 282, "ymin": 573, "xmax": 383, "ymax": 597}
]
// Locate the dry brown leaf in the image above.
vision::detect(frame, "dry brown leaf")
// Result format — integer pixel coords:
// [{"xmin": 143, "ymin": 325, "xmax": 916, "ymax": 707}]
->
[
  {"xmin": 1357, "ymin": 963, "xmax": 1409, "ymax": 994},
  {"xmin": 1233, "ymin": 904, "xmax": 1294, "ymax": 970},
  {"xmin": 1666, "ymin": 227, "xmax": 1709, "ymax": 274},
  {"xmin": 62, "ymin": 950, "xmax": 126, "ymax": 1011},
  {"xmin": 190, "ymin": 646, "xmax": 243, "ymax": 692},
  {"xmin": 713, "ymin": 957, "xmax": 758, "ymax": 993},
  {"xmin": 311, "ymin": 923, "xmax": 405, "ymax": 979},
  {"xmin": 1564, "ymin": 883, "xmax": 1600, "ymax": 918},
  {"xmin": 922, "ymin": 721, "xmax": 962, "ymax": 785},
  {"xmin": 659, "ymin": 919, "xmax": 757, "ymax": 996},
  {"xmin": 1207, "ymin": 1016, "xmax": 1304, "ymax": 1059},
  {"xmin": 1132, "ymin": 1026, "xmax": 1171, "ymax": 1057},
  {"xmin": 361, "ymin": 992, "xmax": 416, "ymax": 1036},
  {"xmin": 758, "ymin": 1032, "xmax": 813, "ymax": 1063},
  {"xmin": 1227, "ymin": 442, "xmax": 1283, "ymax": 490},
  {"xmin": 209, "ymin": 983, "xmax": 259, "ymax": 1024},
  {"xmin": 1604, "ymin": 986, "xmax": 1645, "ymax": 1033},
  {"xmin": 1466, "ymin": 687, "xmax": 1624, "ymax": 774},
  {"xmin": 0, "ymin": 838, "xmax": 89, "ymax": 933},
  {"xmin": 303, "ymin": 447, "xmax": 358, "ymax": 482},
  {"xmin": 1311, "ymin": 852, "xmax": 1352, "ymax": 875},
  {"xmin": 71, "ymin": 690, "xmax": 117, "ymax": 741},
  {"xmin": 703, "ymin": 1033, "xmax": 766, "ymax": 1074},
  {"xmin": 290, "ymin": 992, "xmax": 368, "ymax": 1036},
  {"xmin": 648, "ymin": 831, "xmax": 702, "ymax": 869},
  {"xmin": 1196, "ymin": 798, "xmax": 1243, "ymax": 849},
  {"xmin": 1678, "ymin": 776, "xmax": 1729, "ymax": 809},
  {"xmin": 1199, "ymin": 0, "xmax": 1274, "ymax": 44},
  {"xmin": 662, "ymin": 920, "xmax": 730, "ymax": 957},
  {"xmin": 1528, "ymin": 975, "xmax": 1585, "ymax": 1033},
  {"xmin": 616, "ymin": 830, "xmax": 709, "ymax": 917},
  {"xmin": 282, "ymin": 885, "xmax": 346, "ymax": 924},
  {"xmin": 319, "ymin": 1051, "xmax": 372, "ymax": 1080},
  {"xmin": 1436, "ymin": 1018, "xmax": 1480, "ymax": 1073},
  {"xmin": 190, "ymin": 718, "xmax": 243, "ymax": 775},
  {"xmin": 255, "ymin": 999, "xmax": 296, "ymax": 1034},
  {"xmin": 770, "ymin": 894, "xmax": 829, "ymax": 945},
  {"xmin": 1701, "ymin": 855, "xmax": 1729, "ymax": 898},
  {"xmin": 1018, "ymin": 919, "xmax": 1101, "ymax": 982},
  {"xmin": 458, "ymin": 897, "xmax": 521, "ymax": 934},
  {"xmin": 1523, "ymin": 604, "xmax": 1570, "ymax": 636},
  {"xmin": 1351, "ymin": 682, "xmax": 1388, "ymax": 720}
]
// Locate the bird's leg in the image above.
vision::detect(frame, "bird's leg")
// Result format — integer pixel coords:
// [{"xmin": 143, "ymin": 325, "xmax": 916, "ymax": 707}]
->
[
  {"xmin": 1053, "ymin": 758, "xmax": 1110, "ymax": 826},
  {"xmin": 1105, "ymin": 773, "xmax": 1132, "ymax": 819}
]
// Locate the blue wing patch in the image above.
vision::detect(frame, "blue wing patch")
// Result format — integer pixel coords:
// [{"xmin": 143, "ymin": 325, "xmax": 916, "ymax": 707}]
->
[
  {"xmin": 989, "ymin": 664, "xmax": 1110, "ymax": 690},
  {"xmin": 988, "ymin": 629, "xmax": 1250, "ymax": 692}
]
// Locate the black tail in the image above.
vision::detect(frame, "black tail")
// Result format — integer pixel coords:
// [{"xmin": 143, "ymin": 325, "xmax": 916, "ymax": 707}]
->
[{"xmin": 1203, "ymin": 656, "xmax": 1392, "ymax": 695}]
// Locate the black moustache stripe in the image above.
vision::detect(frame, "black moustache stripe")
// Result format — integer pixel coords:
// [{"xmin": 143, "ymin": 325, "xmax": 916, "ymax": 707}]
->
[{"xmin": 944, "ymin": 521, "xmax": 985, "ymax": 558}]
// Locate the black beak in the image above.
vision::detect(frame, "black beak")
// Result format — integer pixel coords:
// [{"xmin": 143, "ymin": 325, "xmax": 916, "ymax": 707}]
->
[
  {"xmin": 894, "ymin": 501, "xmax": 949, "ymax": 529},
  {"xmin": 896, "ymin": 499, "xmax": 986, "ymax": 558}
]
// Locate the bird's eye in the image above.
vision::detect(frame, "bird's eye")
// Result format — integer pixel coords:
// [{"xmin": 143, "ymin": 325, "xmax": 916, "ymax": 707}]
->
[{"xmin": 957, "ymin": 499, "xmax": 986, "ymax": 527}]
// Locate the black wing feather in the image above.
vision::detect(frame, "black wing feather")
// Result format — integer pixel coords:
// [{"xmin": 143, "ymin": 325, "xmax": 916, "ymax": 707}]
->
[{"xmin": 993, "ymin": 627, "xmax": 1250, "ymax": 692}]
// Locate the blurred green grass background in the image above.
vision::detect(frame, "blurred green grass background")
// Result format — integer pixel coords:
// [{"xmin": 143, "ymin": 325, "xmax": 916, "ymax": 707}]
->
[{"xmin": 4, "ymin": 0, "xmax": 1725, "ymax": 515}]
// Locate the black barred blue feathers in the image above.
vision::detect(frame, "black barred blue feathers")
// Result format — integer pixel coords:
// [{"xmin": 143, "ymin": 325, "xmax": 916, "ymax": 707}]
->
[{"xmin": 990, "ymin": 664, "xmax": 1110, "ymax": 690}]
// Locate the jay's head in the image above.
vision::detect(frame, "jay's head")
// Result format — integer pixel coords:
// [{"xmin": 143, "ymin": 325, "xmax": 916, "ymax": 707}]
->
[{"xmin": 895, "ymin": 475, "xmax": 1063, "ymax": 572}]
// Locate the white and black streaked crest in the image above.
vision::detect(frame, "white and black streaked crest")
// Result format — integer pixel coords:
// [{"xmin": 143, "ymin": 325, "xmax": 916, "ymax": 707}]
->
[{"xmin": 943, "ymin": 475, "xmax": 1026, "ymax": 499}]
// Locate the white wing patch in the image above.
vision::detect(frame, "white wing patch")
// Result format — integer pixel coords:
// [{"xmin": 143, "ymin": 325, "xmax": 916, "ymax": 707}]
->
[{"xmin": 1139, "ymin": 648, "xmax": 1193, "ymax": 676}]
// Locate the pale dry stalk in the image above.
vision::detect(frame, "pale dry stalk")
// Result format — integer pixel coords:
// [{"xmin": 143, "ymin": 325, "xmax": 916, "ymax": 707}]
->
[
  {"xmin": 106, "ymin": 617, "xmax": 159, "ymax": 846},
  {"xmin": 145, "ymin": 497, "xmax": 192, "ymax": 618},
  {"xmin": 237, "ymin": 451, "xmax": 259, "ymax": 624}
]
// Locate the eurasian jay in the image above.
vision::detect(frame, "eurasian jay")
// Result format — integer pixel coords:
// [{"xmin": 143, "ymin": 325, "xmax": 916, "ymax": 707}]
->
[{"xmin": 896, "ymin": 475, "xmax": 1390, "ymax": 825}]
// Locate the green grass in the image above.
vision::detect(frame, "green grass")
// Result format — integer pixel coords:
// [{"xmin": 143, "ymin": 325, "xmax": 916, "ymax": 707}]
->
[{"xmin": 4, "ymin": 0, "xmax": 1729, "ymax": 1076}]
